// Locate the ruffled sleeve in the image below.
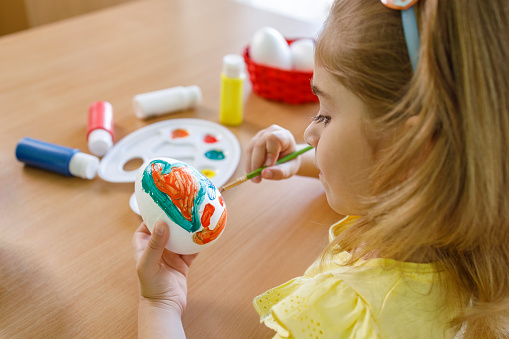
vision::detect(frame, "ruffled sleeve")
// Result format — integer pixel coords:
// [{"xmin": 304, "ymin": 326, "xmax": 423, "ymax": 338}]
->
[{"xmin": 254, "ymin": 273, "xmax": 381, "ymax": 339}]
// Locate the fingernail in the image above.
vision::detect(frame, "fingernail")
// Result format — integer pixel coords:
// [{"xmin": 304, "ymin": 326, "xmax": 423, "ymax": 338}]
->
[
  {"xmin": 263, "ymin": 169, "xmax": 273, "ymax": 179},
  {"xmin": 155, "ymin": 222, "xmax": 165, "ymax": 235}
]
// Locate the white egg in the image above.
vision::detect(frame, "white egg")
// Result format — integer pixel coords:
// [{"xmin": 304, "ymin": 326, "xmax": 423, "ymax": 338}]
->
[
  {"xmin": 250, "ymin": 27, "xmax": 292, "ymax": 70},
  {"xmin": 135, "ymin": 157, "xmax": 227, "ymax": 255},
  {"xmin": 290, "ymin": 39, "xmax": 315, "ymax": 71}
]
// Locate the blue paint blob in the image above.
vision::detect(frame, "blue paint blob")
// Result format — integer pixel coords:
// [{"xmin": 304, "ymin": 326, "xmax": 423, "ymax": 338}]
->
[{"xmin": 205, "ymin": 150, "xmax": 225, "ymax": 160}]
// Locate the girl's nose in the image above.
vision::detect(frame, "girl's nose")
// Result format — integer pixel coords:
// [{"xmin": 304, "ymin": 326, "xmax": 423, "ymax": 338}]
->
[{"xmin": 304, "ymin": 122, "xmax": 319, "ymax": 147}]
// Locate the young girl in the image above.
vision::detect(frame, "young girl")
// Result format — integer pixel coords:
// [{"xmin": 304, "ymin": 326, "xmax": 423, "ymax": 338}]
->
[{"xmin": 132, "ymin": 0, "xmax": 509, "ymax": 337}]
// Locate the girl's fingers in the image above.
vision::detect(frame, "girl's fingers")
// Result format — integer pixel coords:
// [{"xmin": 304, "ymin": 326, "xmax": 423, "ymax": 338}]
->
[
  {"xmin": 139, "ymin": 221, "xmax": 169, "ymax": 269},
  {"xmin": 133, "ymin": 223, "xmax": 152, "ymax": 262},
  {"xmin": 261, "ymin": 161, "xmax": 297, "ymax": 180},
  {"xmin": 264, "ymin": 132, "xmax": 287, "ymax": 167},
  {"xmin": 246, "ymin": 129, "xmax": 272, "ymax": 168},
  {"xmin": 181, "ymin": 253, "xmax": 199, "ymax": 269},
  {"xmin": 245, "ymin": 125, "xmax": 296, "ymax": 183},
  {"xmin": 244, "ymin": 130, "xmax": 263, "ymax": 173},
  {"xmin": 135, "ymin": 222, "xmax": 151, "ymax": 236},
  {"xmin": 251, "ymin": 136, "xmax": 281, "ymax": 173}
]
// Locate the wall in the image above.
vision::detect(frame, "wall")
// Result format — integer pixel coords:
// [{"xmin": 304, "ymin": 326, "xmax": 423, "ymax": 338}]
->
[{"xmin": 0, "ymin": 0, "xmax": 136, "ymax": 36}]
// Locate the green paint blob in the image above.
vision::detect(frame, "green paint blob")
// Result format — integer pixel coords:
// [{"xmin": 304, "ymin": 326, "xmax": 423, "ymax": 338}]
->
[{"xmin": 205, "ymin": 150, "xmax": 225, "ymax": 160}]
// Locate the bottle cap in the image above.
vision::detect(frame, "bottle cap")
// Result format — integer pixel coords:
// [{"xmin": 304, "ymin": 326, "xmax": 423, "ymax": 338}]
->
[
  {"xmin": 88, "ymin": 129, "xmax": 113, "ymax": 157},
  {"xmin": 69, "ymin": 152, "xmax": 100, "ymax": 179},
  {"xmin": 184, "ymin": 85, "xmax": 202, "ymax": 107},
  {"xmin": 222, "ymin": 54, "xmax": 245, "ymax": 78}
]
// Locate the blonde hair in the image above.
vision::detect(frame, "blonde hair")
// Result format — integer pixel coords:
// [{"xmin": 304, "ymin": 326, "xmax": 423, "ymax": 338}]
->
[{"xmin": 316, "ymin": 0, "xmax": 509, "ymax": 337}]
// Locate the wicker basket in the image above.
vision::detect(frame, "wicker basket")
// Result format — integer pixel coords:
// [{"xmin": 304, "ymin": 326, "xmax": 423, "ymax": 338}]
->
[{"xmin": 243, "ymin": 41, "xmax": 318, "ymax": 105}]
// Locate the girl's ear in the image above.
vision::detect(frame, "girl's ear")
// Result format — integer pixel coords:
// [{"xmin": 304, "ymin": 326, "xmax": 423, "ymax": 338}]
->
[{"xmin": 404, "ymin": 115, "xmax": 420, "ymax": 131}]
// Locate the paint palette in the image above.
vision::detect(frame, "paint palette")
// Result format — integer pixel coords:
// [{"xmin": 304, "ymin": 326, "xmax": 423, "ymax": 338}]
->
[{"xmin": 98, "ymin": 119, "xmax": 241, "ymax": 214}]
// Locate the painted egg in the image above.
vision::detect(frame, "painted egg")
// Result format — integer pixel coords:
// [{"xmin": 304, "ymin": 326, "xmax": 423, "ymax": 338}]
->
[{"xmin": 135, "ymin": 157, "xmax": 227, "ymax": 255}]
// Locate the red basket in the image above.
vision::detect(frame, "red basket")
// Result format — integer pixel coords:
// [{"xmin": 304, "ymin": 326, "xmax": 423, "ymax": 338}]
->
[{"xmin": 243, "ymin": 41, "xmax": 318, "ymax": 105}]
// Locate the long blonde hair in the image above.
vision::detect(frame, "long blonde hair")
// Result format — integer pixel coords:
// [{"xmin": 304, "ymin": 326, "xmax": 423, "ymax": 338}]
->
[{"xmin": 316, "ymin": 0, "xmax": 509, "ymax": 337}]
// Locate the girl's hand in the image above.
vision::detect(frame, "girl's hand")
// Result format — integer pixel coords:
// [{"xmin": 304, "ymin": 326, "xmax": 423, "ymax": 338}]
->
[
  {"xmin": 245, "ymin": 125, "xmax": 300, "ymax": 183},
  {"xmin": 132, "ymin": 221, "xmax": 198, "ymax": 316}
]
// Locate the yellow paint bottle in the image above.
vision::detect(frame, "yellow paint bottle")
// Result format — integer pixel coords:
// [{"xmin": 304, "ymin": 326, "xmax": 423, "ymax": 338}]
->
[{"xmin": 219, "ymin": 54, "xmax": 245, "ymax": 126}]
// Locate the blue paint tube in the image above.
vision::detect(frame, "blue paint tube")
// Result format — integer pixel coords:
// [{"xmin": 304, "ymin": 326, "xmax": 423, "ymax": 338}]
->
[{"xmin": 15, "ymin": 137, "xmax": 99, "ymax": 179}]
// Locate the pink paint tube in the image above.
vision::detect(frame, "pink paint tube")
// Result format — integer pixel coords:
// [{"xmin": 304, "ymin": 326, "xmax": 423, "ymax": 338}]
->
[{"xmin": 87, "ymin": 101, "xmax": 114, "ymax": 157}]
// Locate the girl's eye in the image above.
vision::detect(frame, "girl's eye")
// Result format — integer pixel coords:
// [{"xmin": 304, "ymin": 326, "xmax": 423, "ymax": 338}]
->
[{"xmin": 312, "ymin": 114, "xmax": 331, "ymax": 125}]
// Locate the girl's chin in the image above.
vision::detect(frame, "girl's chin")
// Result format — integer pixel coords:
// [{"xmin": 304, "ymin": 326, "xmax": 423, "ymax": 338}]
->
[{"xmin": 323, "ymin": 191, "xmax": 355, "ymax": 216}]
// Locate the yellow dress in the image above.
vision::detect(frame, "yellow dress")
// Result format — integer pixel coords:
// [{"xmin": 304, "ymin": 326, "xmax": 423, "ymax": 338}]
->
[{"xmin": 253, "ymin": 216, "xmax": 459, "ymax": 338}]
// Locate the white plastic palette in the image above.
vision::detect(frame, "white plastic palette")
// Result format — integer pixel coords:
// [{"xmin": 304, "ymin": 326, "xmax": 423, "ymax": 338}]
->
[{"xmin": 98, "ymin": 119, "xmax": 241, "ymax": 214}]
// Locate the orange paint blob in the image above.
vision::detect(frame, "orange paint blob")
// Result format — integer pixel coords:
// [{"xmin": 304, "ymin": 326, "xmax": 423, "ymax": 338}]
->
[
  {"xmin": 201, "ymin": 203, "xmax": 215, "ymax": 227},
  {"xmin": 171, "ymin": 128, "xmax": 190, "ymax": 138},
  {"xmin": 193, "ymin": 208, "xmax": 227, "ymax": 245},
  {"xmin": 151, "ymin": 163, "xmax": 197, "ymax": 222}
]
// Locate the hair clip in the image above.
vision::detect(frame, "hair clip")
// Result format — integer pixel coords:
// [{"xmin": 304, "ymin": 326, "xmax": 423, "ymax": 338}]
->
[
  {"xmin": 381, "ymin": 0, "xmax": 420, "ymax": 71},
  {"xmin": 380, "ymin": 0, "xmax": 419, "ymax": 10}
]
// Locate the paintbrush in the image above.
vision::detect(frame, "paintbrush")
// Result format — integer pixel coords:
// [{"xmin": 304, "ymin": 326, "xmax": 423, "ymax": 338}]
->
[{"xmin": 218, "ymin": 145, "xmax": 313, "ymax": 193}]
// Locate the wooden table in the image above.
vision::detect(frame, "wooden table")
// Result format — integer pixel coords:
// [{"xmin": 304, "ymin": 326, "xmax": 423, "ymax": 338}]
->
[{"xmin": 0, "ymin": 0, "xmax": 340, "ymax": 337}]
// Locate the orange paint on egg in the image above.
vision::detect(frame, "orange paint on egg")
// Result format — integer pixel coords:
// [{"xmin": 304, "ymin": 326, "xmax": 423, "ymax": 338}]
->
[
  {"xmin": 200, "ymin": 203, "xmax": 215, "ymax": 227},
  {"xmin": 151, "ymin": 163, "xmax": 197, "ymax": 222},
  {"xmin": 193, "ymin": 208, "xmax": 227, "ymax": 245}
]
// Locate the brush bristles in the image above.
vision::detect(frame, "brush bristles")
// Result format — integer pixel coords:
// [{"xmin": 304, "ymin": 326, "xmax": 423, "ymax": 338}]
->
[{"xmin": 218, "ymin": 176, "xmax": 248, "ymax": 193}]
